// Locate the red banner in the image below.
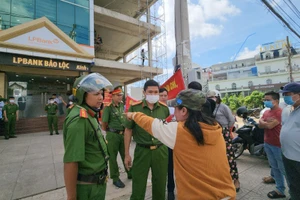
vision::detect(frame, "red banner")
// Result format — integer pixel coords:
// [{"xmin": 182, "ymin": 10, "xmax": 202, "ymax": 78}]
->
[
  {"xmin": 125, "ymin": 95, "xmax": 138, "ymax": 112},
  {"xmin": 160, "ymin": 69, "xmax": 185, "ymax": 99},
  {"xmin": 103, "ymin": 90, "xmax": 112, "ymax": 107}
]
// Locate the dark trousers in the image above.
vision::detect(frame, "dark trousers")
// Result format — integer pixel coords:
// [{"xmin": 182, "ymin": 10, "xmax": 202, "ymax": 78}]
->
[
  {"xmin": 282, "ymin": 154, "xmax": 300, "ymax": 199},
  {"xmin": 167, "ymin": 148, "xmax": 175, "ymax": 193}
]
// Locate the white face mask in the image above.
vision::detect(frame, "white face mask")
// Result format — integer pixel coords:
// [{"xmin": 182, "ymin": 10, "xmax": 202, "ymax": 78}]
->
[
  {"xmin": 9, "ymin": 100, "xmax": 14, "ymax": 103},
  {"xmin": 146, "ymin": 95, "xmax": 159, "ymax": 104},
  {"xmin": 69, "ymin": 101, "xmax": 73, "ymax": 105},
  {"xmin": 50, "ymin": 100, "xmax": 54, "ymax": 104}
]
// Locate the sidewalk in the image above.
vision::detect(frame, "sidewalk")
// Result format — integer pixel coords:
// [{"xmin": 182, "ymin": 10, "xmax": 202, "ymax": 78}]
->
[{"xmin": 0, "ymin": 131, "xmax": 290, "ymax": 200}]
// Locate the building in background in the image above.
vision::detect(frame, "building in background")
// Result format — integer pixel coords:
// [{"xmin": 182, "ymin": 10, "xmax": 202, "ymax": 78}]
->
[{"xmin": 202, "ymin": 39, "xmax": 300, "ymax": 97}]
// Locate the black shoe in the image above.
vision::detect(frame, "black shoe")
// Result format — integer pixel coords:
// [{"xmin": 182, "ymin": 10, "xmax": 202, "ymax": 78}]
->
[
  {"xmin": 113, "ymin": 179, "xmax": 125, "ymax": 188},
  {"xmin": 9, "ymin": 135, "xmax": 17, "ymax": 138},
  {"xmin": 168, "ymin": 192, "xmax": 175, "ymax": 200},
  {"xmin": 56, "ymin": 132, "xmax": 59, "ymax": 135},
  {"xmin": 50, "ymin": 133, "xmax": 53, "ymax": 135}
]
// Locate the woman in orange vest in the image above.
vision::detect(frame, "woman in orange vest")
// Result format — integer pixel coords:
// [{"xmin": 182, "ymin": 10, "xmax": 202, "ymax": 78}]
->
[{"xmin": 125, "ymin": 89, "xmax": 236, "ymax": 200}]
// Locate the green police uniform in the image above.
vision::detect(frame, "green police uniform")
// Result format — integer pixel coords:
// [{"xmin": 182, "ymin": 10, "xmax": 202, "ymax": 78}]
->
[
  {"xmin": 124, "ymin": 99, "xmax": 170, "ymax": 200},
  {"xmin": 102, "ymin": 101, "xmax": 131, "ymax": 183},
  {"xmin": 63, "ymin": 104, "xmax": 109, "ymax": 200},
  {"xmin": 45, "ymin": 103, "xmax": 58, "ymax": 135},
  {"xmin": 3, "ymin": 103, "xmax": 19, "ymax": 139}
]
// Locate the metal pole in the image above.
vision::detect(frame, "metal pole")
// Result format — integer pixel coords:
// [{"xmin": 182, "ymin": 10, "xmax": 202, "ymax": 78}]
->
[
  {"xmin": 286, "ymin": 36, "xmax": 293, "ymax": 82},
  {"xmin": 147, "ymin": 3, "xmax": 153, "ymax": 67}
]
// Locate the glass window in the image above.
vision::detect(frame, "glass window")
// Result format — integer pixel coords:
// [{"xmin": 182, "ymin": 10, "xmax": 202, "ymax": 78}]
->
[
  {"xmin": 232, "ymin": 83, "xmax": 237, "ymax": 90},
  {"xmin": 36, "ymin": 0, "xmax": 57, "ymax": 23},
  {"xmin": 11, "ymin": 0, "xmax": 34, "ymax": 18},
  {"xmin": 196, "ymin": 71, "xmax": 201, "ymax": 79},
  {"xmin": 215, "ymin": 84, "xmax": 220, "ymax": 90},
  {"xmin": 76, "ymin": 0, "xmax": 89, "ymax": 7},
  {"xmin": 0, "ymin": 14, "xmax": 11, "ymax": 30},
  {"xmin": 75, "ymin": 6, "xmax": 89, "ymax": 44},
  {"xmin": 248, "ymin": 81, "xmax": 253, "ymax": 87},
  {"xmin": 0, "ymin": 0, "xmax": 10, "ymax": 13},
  {"xmin": 266, "ymin": 79, "xmax": 272, "ymax": 84},
  {"xmin": 57, "ymin": 0, "xmax": 75, "ymax": 26},
  {"xmin": 11, "ymin": 16, "xmax": 33, "ymax": 26}
]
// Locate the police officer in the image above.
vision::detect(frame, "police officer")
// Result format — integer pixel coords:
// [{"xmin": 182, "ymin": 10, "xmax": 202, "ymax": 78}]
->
[
  {"xmin": 63, "ymin": 73, "xmax": 112, "ymax": 200},
  {"xmin": 102, "ymin": 86, "xmax": 131, "ymax": 188},
  {"xmin": 45, "ymin": 97, "xmax": 59, "ymax": 135},
  {"xmin": 3, "ymin": 96, "xmax": 19, "ymax": 140},
  {"xmin": 124, "ymin": 80, "xmax": 170, "ymax": 200}
]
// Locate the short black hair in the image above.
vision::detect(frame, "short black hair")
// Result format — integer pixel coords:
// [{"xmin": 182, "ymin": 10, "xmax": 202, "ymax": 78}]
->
[
  {"xmin": 188, "ymin": 81, "xmax": 202, "ymax": 91},
  {"xmin": 9, "ymin": 96, "xmax": 15, "ymax": 99},
  {"xmin": 143, "ymin": 80, "xmax": 159, "ymax": 91},
  {"xmin": 49, "ymin": 98, "xmax": 54, "ymax": 100},
  {"xmin": 159, "ymin": 88, "xmax": 168, "ymax": 94},
  {"xmin": 52, "ymin": 94, "xmax": 57, "ymax": 96},
  {"xmin": 265, "ymin": 91, "xmax": 280, "ymax": 100}
]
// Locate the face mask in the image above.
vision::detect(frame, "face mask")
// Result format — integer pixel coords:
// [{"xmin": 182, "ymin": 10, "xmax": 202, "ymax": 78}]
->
[
  {"xmin": 283, "ymin": 96, "xmax": 294, "ymax": 105},
  {"xmin": 69, "ymin": 101, "xmax": 73, "ymax": 105},
  {"xmin": 264, "ymin": 101, "xmax": 274, "ymax": 108},
  {"xmin": 50, "ymin": 100, "xmax": 54, "ymax": 104},
  {"xmin": 9, "ymin": 100, "xmax": 14, "ymax": 103},
  {"xmin": 146, "ymin": 95, "xmax": 159, "ymax": 104}
]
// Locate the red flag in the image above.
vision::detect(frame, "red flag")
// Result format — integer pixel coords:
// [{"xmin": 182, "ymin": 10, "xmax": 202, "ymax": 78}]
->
[
  {"xmin": 160, "ymin": 69, "xmax": 185, "ymax": 99},
  {"xmin": 125, "ymin": 95, "xmax": 138, "ymax": 112},
  {"xmin": 103, "ymin": 90, "xmax": 112, "ymax": 107}
]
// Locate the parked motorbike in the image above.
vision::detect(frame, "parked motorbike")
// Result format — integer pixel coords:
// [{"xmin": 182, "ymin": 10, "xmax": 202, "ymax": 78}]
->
[{"xmin": 232, "ymin": 107, "xmax": 265, "ymax": 159}]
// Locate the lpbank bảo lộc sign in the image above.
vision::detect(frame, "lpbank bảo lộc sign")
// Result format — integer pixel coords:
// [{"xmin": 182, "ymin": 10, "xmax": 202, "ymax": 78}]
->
[{"xmin": 0, "ymin": 52, "xmax": 90, "ymax": 71}]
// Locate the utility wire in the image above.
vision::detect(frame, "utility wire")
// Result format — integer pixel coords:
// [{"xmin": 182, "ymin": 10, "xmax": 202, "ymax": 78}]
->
[
  {"xmin": 283, "ymin": 0, "xmax": 300, "ymax": 20},
  {"xmin": 287, "ymin": 0, "xmax": 300, "ymax": 18},
  {"xmin": 272, "ymin": 0, "xmax": 300, "ymax": 31},
  {"xmin": 261, "ymin": 0, "xmax": 300, "ymax": 39}
]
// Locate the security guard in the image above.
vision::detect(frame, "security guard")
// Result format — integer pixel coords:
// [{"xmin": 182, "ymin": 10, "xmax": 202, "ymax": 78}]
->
[
  {"xmin": 63, "ymin": 73, "xmax": 112, "ymax": 200},
  {"xmin": 102, "ymin": 86, "xmax": 131, "ymax": 188},
  {"xmin": 124, "ymin": 80, "xmax": 170, "ymax": 200},
  {"xmin": 45, "ymin": 97, "xmax": 59, "ymax": 135},
  {"xmin": 3, "ymin": 96, "xmax": 19, "ymax": 140}
]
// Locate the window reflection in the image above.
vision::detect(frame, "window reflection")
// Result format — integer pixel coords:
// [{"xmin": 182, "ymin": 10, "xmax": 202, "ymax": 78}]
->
[{"xmin": 0, "ymin": 0, "xmax": 90, "ymax": 45}]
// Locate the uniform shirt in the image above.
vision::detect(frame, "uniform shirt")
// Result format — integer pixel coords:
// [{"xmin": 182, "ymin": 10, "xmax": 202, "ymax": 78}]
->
[
  {"xmin": 102, "ymin": 101, "xmax": 125, "ymax": 130},
  {"xmin": 261, "ymin": 107, "xmax": 282, "ymax": 147},
  {"xmin": 124, "ymin": 99, "xmax": 169, "ymax": 145},
  {"xmin": 45, "ymin": 103, "xmax": 58, "ymax": 115},
  {"xmin": 280, "ymin": 106, "xmax": 300, "ymax": 162},
  {"xmin": 63, "ymin": 104, "xmax": 108, "ymax": 175},
  {"xmin": 131, "ymin": 112, "xmax": 236, "ymax": 200},
  {"xmin": 3, "ymin": 103, "xmax": 19, "ymax": 116}
]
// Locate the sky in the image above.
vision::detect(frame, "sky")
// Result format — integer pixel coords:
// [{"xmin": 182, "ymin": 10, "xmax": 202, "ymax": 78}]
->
[{"xmin": 162, "ymin": 0, "xmax": 300, "ymax": 72}]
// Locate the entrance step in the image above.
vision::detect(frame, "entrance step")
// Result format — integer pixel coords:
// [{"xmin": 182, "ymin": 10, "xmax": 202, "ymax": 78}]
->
[{"xmin": 15, "ymin": 116, "xmax": 65, "ymax": 134}]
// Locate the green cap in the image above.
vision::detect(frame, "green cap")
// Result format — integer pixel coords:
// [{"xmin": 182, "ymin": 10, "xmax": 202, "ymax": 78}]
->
[{"xmin": 174, "ymin": 89, "xmax": 206, "ymax": 111}]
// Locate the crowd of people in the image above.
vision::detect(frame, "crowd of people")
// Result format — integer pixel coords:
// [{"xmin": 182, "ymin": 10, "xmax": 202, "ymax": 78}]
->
[{"xmin": 3, "ymin": 71, "xmax": 299, "ymax": 199}]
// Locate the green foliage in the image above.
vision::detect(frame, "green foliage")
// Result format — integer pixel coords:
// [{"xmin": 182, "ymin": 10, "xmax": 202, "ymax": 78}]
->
[{"xmin": 222, "ymin": 91, "xmax": 264, "ymax": 112}]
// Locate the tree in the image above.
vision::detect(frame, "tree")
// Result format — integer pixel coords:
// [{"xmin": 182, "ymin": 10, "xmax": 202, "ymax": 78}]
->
[{"xmin": 222, "ymin": 91, "xmax": 264, "ymax": 112}]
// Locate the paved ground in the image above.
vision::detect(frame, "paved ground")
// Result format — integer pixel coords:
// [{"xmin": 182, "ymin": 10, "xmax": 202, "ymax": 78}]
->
[{"xmin": 0, "ymin": 131, "xmax": 290, "ymax": 200}]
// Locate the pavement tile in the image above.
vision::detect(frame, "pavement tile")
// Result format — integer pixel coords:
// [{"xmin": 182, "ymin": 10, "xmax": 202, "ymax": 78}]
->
[
  {"xmin": 12, "ymin": 165, "xmax": 56, "ymax": 200},
  {"xmin": 24, "ymin": 151, "xmax": 52, "ymax": 161},
  {"xmin": 54, "ymin": 162, "xmax": 64, "ymax": 188},
  {"xmin": 53, "ymin": 153, "xmax": 63, "ymax": 163},
  {"xmin": 0, "ymin": 182, "xmax": 15, "ymax": 200},
  {"xmin": 0, "ymin": 154, "xmax": 26, "ymax": 165},
  {"xmin": 0, "ymin": 171, "xmax": 19, "ymax": 187},
  {"xmin": 0, "ymin": 162, "xmax": 22, "ymax": 173},
  {"xmin": 22, "ymin": 155, "xmax": 53, "ymax": 170}
]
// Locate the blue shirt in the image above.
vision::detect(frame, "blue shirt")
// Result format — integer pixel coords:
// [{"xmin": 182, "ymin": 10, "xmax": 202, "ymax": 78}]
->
[{"xmin": 280, "ymin": 106, "xmax": 300, "ymax": 162}]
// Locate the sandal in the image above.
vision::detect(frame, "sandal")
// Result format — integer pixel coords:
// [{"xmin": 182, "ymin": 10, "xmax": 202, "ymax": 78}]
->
[
  {"xmin": 267, "ymin": 190, "xmax": 286, "ymax": 199},
  {"xmin": 263, "ymin": 176, "xmax": 276, "ymax": 184}
]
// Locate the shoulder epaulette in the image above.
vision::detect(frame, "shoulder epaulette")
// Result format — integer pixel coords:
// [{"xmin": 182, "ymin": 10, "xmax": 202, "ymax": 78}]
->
[
  {"xmin": 158, "ymin": 101, "xmax": 168, "ymax": 107},
  {"xmin": 79, "ymin": 108, "xmax": 88, "ymax": 118},
  {"xmin": 131, "ymin": 101, "xmax": 142, "ymax": 106}
]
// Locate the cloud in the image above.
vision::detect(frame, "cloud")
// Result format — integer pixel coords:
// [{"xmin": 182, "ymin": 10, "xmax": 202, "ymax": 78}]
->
[
  {"xmin": 163, "ymin": 0, "xmax": 241, "ymax": 57},
  {"xmin": 233, "ymin": 45, "xmax": 261, "ymax": 60}
]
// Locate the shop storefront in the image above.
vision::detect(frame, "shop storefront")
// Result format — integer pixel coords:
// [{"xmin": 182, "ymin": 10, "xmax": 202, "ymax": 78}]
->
[{"xmin": 0, "ymin": 17, "xmax": 94, "ymax": 133}]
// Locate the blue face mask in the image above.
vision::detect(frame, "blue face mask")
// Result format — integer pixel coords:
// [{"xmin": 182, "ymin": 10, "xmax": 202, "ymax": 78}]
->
[
  {"xmin": 284, "ymin": 96, "xmax": 294, "ymax": 105},
  {"xmin": 264, "ymin": 101, "xmax": 274, "ymax": 108}
]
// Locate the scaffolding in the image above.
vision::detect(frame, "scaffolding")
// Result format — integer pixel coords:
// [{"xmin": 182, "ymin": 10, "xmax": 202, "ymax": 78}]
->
[{"xmin": 127, "ymin": 0, "xmax": 168, "ymax": 87}]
